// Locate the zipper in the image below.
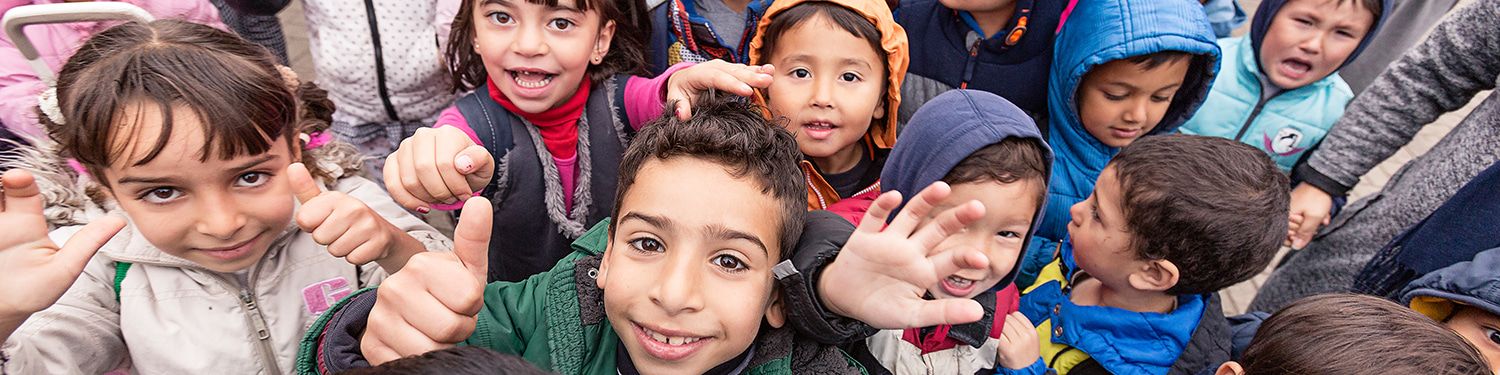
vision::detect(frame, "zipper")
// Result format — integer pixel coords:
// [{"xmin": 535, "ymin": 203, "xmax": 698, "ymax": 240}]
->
[
  {"xmin": 960, "ymin": 37, "xmax": 980, "ymax": 89},
  {"xmin": 214, "ymin": 261, "xmax": 283, "ymax": 374},
  {"xmin": 362, "ymin": 0, "xmax": 402, "ymax": 122},
  {"xmin": 1232, "ymin": 86, "xmax": 1284, "ymax": 142}
]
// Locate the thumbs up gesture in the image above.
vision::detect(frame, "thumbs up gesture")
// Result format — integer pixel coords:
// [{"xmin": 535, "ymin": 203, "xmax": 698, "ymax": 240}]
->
[
  {"xmin": 0, "ymin": 170, "xmax": 125, "ymax": 342},
  {"xmin": 288, "ymin": 163, "xmax": 424, "ymax": 272},
  {"xmin": 362, "ymin": 197, "xmax": 491, "ymax": 365}
]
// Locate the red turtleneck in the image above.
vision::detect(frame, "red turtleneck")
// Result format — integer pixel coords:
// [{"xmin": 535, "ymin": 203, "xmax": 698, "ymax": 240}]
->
[{"xmin": 487, "ymin": 77, "xmax": 592, "ymax": 160}]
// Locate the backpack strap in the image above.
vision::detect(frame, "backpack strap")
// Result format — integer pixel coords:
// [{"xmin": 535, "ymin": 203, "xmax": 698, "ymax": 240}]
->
[
  {"xmin": 454, "ymin": 82, "xmax": 516, "ymax": 197},
  {"xmin": 113, "ymin": 261, "xmax": 132, "ymax": 302}
]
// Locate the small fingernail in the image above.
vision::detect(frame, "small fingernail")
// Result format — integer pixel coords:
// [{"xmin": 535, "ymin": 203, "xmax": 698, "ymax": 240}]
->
[
  {"xmin": 455, "ymin": 155, "xmax": 474, "ymax": 172},
  {"xmin": 416, "ymin": 206, "xmax": 430, "ymax": 214}
]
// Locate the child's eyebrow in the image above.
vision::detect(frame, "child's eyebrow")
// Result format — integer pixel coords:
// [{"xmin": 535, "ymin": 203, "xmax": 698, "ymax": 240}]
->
[
  {"xmin": 621, "ymin": 212, "xmax": 670, "ymax": 229},
  {"xmin": 228, "ymin": 154, "xmax": 279, "ymax": 172},
  {"xmin": 483, "ymin": 0, "xmax": 582, "ymax": 12},
  {"xmin": 840, "ymin": 58, "xmax": 874, "ymax": 71},
  {"xmin": 704, "ymin": 224, "xmax": 769, "ymax": 257}
]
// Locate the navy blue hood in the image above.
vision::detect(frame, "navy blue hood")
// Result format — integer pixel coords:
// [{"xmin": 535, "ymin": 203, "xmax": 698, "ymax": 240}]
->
[
  {"xmin": 1249, "ymin": 0, "xmax": 1393, "ymax": 72},
  {"xmin": 881, "ymin": 89, "xmax": 1053, "ymax": 288}
]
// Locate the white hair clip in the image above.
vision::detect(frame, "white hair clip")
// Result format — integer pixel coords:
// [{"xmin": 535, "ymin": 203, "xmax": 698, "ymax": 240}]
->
[{"xmin": 37, "ymin": 86, "xmax": 65, "ymax": 125}]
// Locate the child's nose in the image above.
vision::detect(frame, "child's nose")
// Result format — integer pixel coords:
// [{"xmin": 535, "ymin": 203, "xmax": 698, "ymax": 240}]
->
[
  {"xmin": 648, "ymin": 254, "xmax": 705, "ymax": 314},
  {"xmin": 196, "ymin": 195, "xmax": 248, "ymax": 240},
  {"xmin": 510, "ymin": 25, "xmax": 548, "ymax": 56},
  {"xmin": 809, "ymin": 78, "xmax": 835, "ymax": 108}
]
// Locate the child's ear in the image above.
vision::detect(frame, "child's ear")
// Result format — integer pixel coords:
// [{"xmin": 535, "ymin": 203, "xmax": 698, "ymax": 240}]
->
[
  {"xmin": 591, "ymin": 20, "xmax": 616, "ymax": 65},
  {"xmin": 1127, "ymin": 259, "xmax": 1179, "ymax": 292},
  {"xmin": 596, "ymin": 241, "xmax": 613, "ymax": 289},
  {"xmin": 873, "ymin": 93, "xmax": 887, "ymax": 120},
  {"xmin": 764, "ymin": 289, "xmax": 786, "ymax": 328},
  {"xmin": 1214, "ymin": 361, "xmax": 1244, "ymax": 375}
]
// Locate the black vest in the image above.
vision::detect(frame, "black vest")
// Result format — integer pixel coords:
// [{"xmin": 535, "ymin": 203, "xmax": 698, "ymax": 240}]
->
[{"xmin": 455, "ymin": 76, "xmax": 633, "ymax": 282}]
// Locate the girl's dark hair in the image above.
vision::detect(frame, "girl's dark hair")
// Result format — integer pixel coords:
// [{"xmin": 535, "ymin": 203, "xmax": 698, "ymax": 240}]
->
[
  {"xmin": 445, "ymin": 0, "xmax": 650, "ymax": 92},
  {"xmin": 1242, "ymin": 293, "xmax": 1490, "ymax": 375},
  {"xmin": 42, "ymin": 20, "xmax": 337, "ymax": 183}
]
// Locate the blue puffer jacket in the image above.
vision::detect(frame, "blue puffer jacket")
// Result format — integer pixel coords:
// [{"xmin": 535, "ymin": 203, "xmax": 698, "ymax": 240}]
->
[
  {"xmin": 1178, "ymin": 0, "xmax": 1391, "ymax": 172},
  {"xmin": 1018, "ymin": 0, "xmax": 1220, "ymax": 288}
]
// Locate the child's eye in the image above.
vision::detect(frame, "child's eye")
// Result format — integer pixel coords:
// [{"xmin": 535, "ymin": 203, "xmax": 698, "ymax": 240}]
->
[
  {"xmin": 1485, "ymin": 327, "xmax": 1500, "ymax": 345},
  {"xmin": 628, "ymin": 238, "xmax": 664, "ymax": 253},
  {"xmin": 1102, "ymin": 92, "xmax": 1128, "ymax": 101},
  {"xmin": 997, "ymin": 231, "xmax": 1021, "ymax": 239},
  {"xmin": 1294, "ymin": 17, "xmax": 1313, "ymax": 26},
  {"xmin": 1150, "ymin": 95, "xmax": 1171, "ymax": 103},
  {"xmin": 1091, "ymin": 204, "xmax": 1102, "ymax": 221},
  {"xmin": 839, "ymin": 72, "xmax": 861, "ymax": 82},
  {"xmin": 711, "ymin": 254, "xmax": 747, "ymax": 272},
  {"xmin": 487, "ymin": 12, "xmax": 514, "ymax": 25},
  {"xmin": 548, "ymin": 18, "xmax": 574, "ymax": 30},
  {"xmin": 139, "ymin": 188, "xmax": 183, "ymax": 204},
  {"xmin": 789, "ymin": 68, "xmax": 811, "ymax": 79},
  {"xmin": 235, "ymin": 172, "xmax": 270, "ymax": 188}
]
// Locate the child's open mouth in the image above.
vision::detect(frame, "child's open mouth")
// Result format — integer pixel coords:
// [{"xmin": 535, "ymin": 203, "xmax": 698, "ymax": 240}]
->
[
  {"xmin": 1277, "ymin": 58, "xmax": 1314, "ymax": 81},
  {"xmin": 633, "ymin": 322, "xmax": 712, "ymax": 361},
  {"xmin": 506, "ymin": 68, "xmax": 555, "ymax": 90},
  {"xmin": 801, "ymin": 121, "xmax": 838, "ymax": 141},
  {"xmin": 940, "ymin": 275, "xmax": 979, "ymax": 297}
]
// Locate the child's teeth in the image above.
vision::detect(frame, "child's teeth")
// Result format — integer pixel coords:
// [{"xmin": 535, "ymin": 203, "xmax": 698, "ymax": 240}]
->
[{"xmin": 644, "ymin": 327, "xmax": 702, "ymax": 345}]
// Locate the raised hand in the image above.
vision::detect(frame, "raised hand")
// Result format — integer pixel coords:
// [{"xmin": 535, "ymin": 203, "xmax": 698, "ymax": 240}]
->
[
  {"xmin": 1285, "ymin": 183, "xmax": 1334, "ymax": 249},
  {"xmin": 384, "ymin": 126, "xmax": 495, "ymax": 212},
  {"xmin": 0, "ymin": 170, "xmax": 125, "ymax": 341},
  {"xmin": 362, "ymin": 196, "xmax": 491, "ymax": 365},
  {"xmin": 817, "ymin": 182, "xmax": 991, "ymax": 329},
  {"xmin": 289, "ymin": 163, "xmax": 423, "ymax": 271},
  {"xmin": 996, "ymin": 311, "xmax": 1040, "ymax": 370},
  {"xmin": 665, "ymin": 60, "xmax": 774, "ymax": 120}
]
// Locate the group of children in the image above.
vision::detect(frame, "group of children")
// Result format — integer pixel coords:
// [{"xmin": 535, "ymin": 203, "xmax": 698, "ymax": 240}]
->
[{"xmin": 0, "ymin": 0, "xmax": 1496, "ymax": 374}]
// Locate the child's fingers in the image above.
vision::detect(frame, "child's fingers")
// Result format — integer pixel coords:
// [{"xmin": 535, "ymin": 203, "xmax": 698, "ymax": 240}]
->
[
  {"xmin": 718, "ymin": 63, "xmax": 773, "ymax": 90},
  {"xmin": 411, "ymin": 130, "xmax": 459, "ymax": 204},
  {"xmin": 364, "ymin": 306, "xmax": 449, "ymax": 360},
  {"xmin": 910, "ymin": 200, "xmax": 984, "ymax": 251},
  {"xmin": 925, "ymin": 246, "xmax": 990, "ymax": 286},
  {"xmin": 383, "ymin": 154, "xmax": 431, "ymax": 213},
  {"xmin": 384, "ymin": 281, "xmax": 479, "ymax": 342},
  {"xmin": 456, "ymin": 145, "xmax": 494, "ymax": 192},
  {"xmin": 897, "ymin": 297, "xmax": 984, "ymax": 328},
  {"xmin": 432, "ymin": 130, "xmax": 479, "ymax": 199},
  {"xmin": 396, "ymin": 139, "xmax": 439, "ymax": 204},
  {"xmin": 287, "ymin": 163, "xmax": 323, "ymax": 204},
  {"xmin": 854, "ymin": 191, "xmax": 903, "ymax": 234},
  {"xmin": 887, "ymin": 182, "xmax": 951, "ymax": 235},
  {"xmin": 1, "ymin": 169, "xmax": 43, "ymax": 214},
  {"xmin": 55, "ymin": 215, "xmax": 126, "ymax": 271},
  {"xmin": 454, "ymin": 197, "xmax": 493, "ymax": 284}
]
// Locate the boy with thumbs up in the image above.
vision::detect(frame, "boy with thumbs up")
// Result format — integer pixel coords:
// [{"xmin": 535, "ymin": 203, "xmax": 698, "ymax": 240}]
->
[{"xmin": 296, "ymin": 93, "xmax": 1002, "ymax": 374}]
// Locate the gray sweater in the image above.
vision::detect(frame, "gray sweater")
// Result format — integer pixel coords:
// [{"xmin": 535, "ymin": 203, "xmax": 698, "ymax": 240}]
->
[{"xmin": 1251, "ymin": 0, "xmax": 1500, "ymax": 312}]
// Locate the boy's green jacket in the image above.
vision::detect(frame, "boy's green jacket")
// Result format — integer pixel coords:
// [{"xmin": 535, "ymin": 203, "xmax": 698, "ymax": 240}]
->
[{"xmin": 296, "ymin": 220, "xmax": 867, "ymax": 374}]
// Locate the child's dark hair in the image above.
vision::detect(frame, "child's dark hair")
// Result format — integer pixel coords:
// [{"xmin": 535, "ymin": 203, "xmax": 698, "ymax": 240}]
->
[
  {"xmin": 613, "ymin": 91, "xmax": 806, "ymax": 260},
  {"xmin": 445, "ymin": 0, "xmax": 650, "ymax": 92},
  {"xmin": 1240, "ymin": 293, "xmax": 1488, "ymax": 375},
  {"xmin": 754, "ymin": 2, "xmax": 889, "ymax": 113},
  {"xmin": 335, "ymin": 346, "xmax": 553, "ymax": 375},
  {"xmin": 41, "ymin": 20, "xmax": 341, "ymax": 184},
  {"xmin": 1108, "ymin": 135, "xmax": 1288, "ymax": 295},
  {"xmin": 941, "ymin": 137, "xmax": 1049, "ymax": 207},
  {"xmin": 1126, "ymin": 51, "xmax": 1191, "ymax": 70}
]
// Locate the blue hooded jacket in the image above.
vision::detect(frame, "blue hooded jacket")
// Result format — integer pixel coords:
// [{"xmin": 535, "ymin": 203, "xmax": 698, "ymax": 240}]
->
[
  {"xmin": 1179, "ymin": 0, "xmax": 1391, "ymax": 172},
  {"xmin": 1020, "ymin": 0, "xmax": 1221, "ymax": 288},
  {"xmin": 881, "ymin": 89, "xmax": 1054, "ymax": 291},
  {"xmin": 1402, "ymin": 246, "xmax": 1500, "ymax": 325}
]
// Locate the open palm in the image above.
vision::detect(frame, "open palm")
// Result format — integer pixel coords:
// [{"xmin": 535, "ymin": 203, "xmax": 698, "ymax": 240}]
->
[{"xmin": 0, "ymin": 170, "xmax": 124, "ymax": 320}]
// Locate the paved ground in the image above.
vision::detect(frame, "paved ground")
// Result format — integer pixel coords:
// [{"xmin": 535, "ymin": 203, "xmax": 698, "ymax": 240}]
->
[{"xmin": 275, "ymin": 0, "xmax": 1487, "ymax": 314}]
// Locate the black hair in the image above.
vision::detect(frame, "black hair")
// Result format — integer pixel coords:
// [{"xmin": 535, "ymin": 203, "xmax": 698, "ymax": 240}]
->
[{"xmin": 445, "ymin": 0, "xmax": 650, "ymax": 92}]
